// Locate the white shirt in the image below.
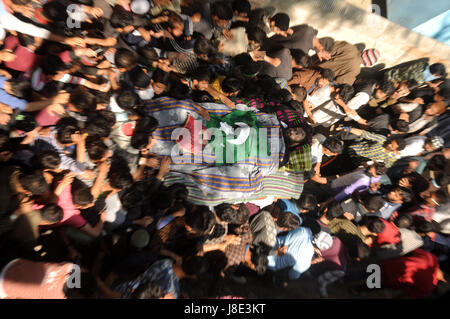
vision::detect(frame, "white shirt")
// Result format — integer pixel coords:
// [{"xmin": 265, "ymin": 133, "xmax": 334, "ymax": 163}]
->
[
  {"xmin": 311, "ymin": 134, "xmax": 327, "ymax": 165},
  {"xmin": 400, "ymin": 136, "xmax": 427, "ymax": 157}
]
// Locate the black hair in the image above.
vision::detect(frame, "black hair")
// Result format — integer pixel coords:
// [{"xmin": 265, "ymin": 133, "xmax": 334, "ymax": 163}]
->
[
  {"xmin": 120, "ymin": 184, "xmax": 145, "ymax": 210},
  {"xmin": 185, "ymin": 205, "xmax": 215, "ymax": 236},
  {"xmin": 6, "ymin": 79, "xmax": 32, "ymax": 100},
  {"xmin": 366, "ymin": 217, "xmax": 386, "ymax": 234},
  {"xmin": 130, "ymin": 281, "xmax": 163, "ymax": 299},
  {"xmin": 55, "ymin": 117, "xmax": 80, "ymax": 145},
  {"xmin": 190, "ymin": 66, "xmax": 211, "ymax": 83},
  {"xmin": 290, "ymin": 85, "xmax": 307, "ymax": 102},
  {"xmin": 0, "ymin": 133, "xmax": 12, "ymax": 153},
  {"xmin": 360, "ymin": 194, "xmax": 386, "ymax": 212},
  {"xmin": 416, "ymin": 219, "xmax": 441, "ymax": 234},
  {"xmin": 166, "ymin": 183, "xmax": 189, "ymax": 202},
  {"xmin": 430, "ymin": 63, "xmax": 447, "ymax": 78},
  {"xmin": 190, "ymin": 90, "xmax": 215, "ymax": 103},
  {"xmin": 270, "ymin": 13, "xmax": 290, "ymax": 31},
  {"xmin": 64, "ymin": 271, "xmax": 98, "ymax": 299},
  {"xmin": 297, "ymin": 193, "xmax": 317, "ymax": 212},
  {"xmin": 348, "ymin": 241, "xmax": 371, "ymax": 259},
  {"xmin": 131, "ymin": 116, "xmax": 159, "ymax": 149},
  {"xmin": 116, "ymin": 89, "xmax": 140, "ymax": 112},
  {"xmin": 427, "ymin": 154, "xmax": 447, "ymax": 172},
  {"xmin": 250, "ymin": 243, "xmax": 271, "ymax": 275},
  {"xmin": 110, "ymin": 6, "xmax": 134, "ymax": 28},
  {"xmin": 69, "ymin": 87, "xmax": 97, "ymax": 114},
  {"xmin": 42, "ymin": 1, "xmax": 67, "ymax": 22},
  {"xmin": 323, "ymin": 137, "xmax": 344, "ymax": 154},
  {"xmin": 325, "ymin": 202, "xmax": 344, "ymax": 220},
  {"xmin": 129, "ymin": 66, "xmax": 151, "ymax": 89},
  {"xmin": 300, "ymin": 217, "xmax": 321, "ymax": 236},
  {"xmin": 97, "ymin": 109, "xmax": 116, "ymax": 127},
  {"xmin": 232, "ymin": 0, "xmax": 251, "ymax": 15},
  {"xmin": 13, "ymin": 112, "xmax": 37, "ymax": 132},
  {"xmin": 182, "ymin": 255, "xmax": 210, "ymax": 275},
  {"xmin": 397, "ymin": 186, "xmax": 414, "ymax": 203},
  {"xmin": 320, "ymin": 68, "xmax": 335, "ymax": 82},
  {"xmin": 17, "ymin": 33, "xmax": 36, "ymax": 48},
  {"xmin": 85, "ymin": 114, "xmax": 112, "ymax": 139},
  {"xmin": 384, "ymin": 136, "xmax": 406, "ymax": 151},
  {"xmin": 392, "ymin": 119, "xmax": 409, "ymax": 133},
  {"xmin": 152, "ymin": 69, "xmax": 171, "ymax": 86},
  {"xmin": 151, "ymin": 188, "xmax": 175, "ymax": 211},
  {"xmin": 394, "ymin": 213, "xmax": 413, "ymax": 229},
  {"xmin": 72, "ymin": 186, "xmax": 94, "ymax": 207},
  {"xmin": 36, "ymin": 150, "xmax": 61, "ymax": 170},
  {"xmin": 221, "ymin": 76, "xmax": 243, "ymax": 94},
  {"xmin": 41, "ymin": 55, "xmax": 65, "ymax": 75},
  {"xmin": 86, "ymin": 137, "xmax": 109, "ymax": 161},
  {"xmin": 276, "ymin": 211, "xmax": 301, "ymax": 231},
  {"xmin": 18, "ymin": 170, "xmax": 49, "ymax": 196},
  {"xmin": 108, "ymin": 156, "xmax": 133, "ymax": 190},
  {"xmin": 194, "ymin": 37, "xmax": 217, "ymax": 56},
  {"xmin": 137, "ymin": 45, "xmax": 159, "ymax": 63},
  {"xmin": 434, "ymin": 172, "xmax": 449, "ymax": 188},
  {"xmin": 211, "ymin": 1, "xmax": 233, "ymax": 20},
  {"xmin": 215, "ymin": 203, "xmax": 236, "ymax": 223},
  {"xmin": 40, "ymin": 204, "xmax": 64, "ymax": 223},
  {"xmin": 245, "ymin": 26, "xmax": 267, "ymax": 46},
  {"xmin": 115, "ymin": 48, "xmax": 137, "ymax": 69},
  {"xmin": 169, "ymin": 82, "xmax": 190, "ymax": 100},
  {"xmin": 290, "ymin": 49, "xmax": 309, "ymax": 68},
  {"xmin": 379, "ymin": 80, "xmax": 396, "ymax": 96}
]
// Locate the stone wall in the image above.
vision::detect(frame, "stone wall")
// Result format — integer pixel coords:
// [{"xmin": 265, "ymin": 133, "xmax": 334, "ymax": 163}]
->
[{"xmin": 249, "ymin": 0, "xmax": 450, "ymax": 70}]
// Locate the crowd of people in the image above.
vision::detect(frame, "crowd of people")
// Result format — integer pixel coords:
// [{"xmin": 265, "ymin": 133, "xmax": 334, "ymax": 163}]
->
[{"xmin": 0, "ymin": 0, "xmax": 448, "ymax": 299}]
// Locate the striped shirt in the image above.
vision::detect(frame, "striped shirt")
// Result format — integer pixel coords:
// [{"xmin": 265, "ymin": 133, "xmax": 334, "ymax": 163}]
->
[{"xmin": 349, "ymin": 130, "xmax": 398, "ymax": 168}]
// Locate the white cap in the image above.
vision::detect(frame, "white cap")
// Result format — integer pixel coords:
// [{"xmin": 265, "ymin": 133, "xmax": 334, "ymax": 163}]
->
[
  {"xmin": 130, "ymin": 0, "xmax": 150, "ymax": 15},
  {"xmin": 313, "ymin": 231, "xmax": 333, "ymax": 251}
]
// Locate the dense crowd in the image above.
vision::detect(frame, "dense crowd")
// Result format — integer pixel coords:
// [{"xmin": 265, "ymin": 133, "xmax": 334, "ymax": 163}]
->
[{"xmin": 0, "ymin": 0, "xmax": 448, "ymax": 299}]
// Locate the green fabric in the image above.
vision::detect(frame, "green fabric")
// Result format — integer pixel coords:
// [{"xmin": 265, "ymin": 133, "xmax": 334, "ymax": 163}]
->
[
  {"xmin": 206, "ymin": 110, "xmax": 266, "ymax": 165},
  {"xmin": 279, "ymin": 144, "xmax": 313, "ymax": 172},
  {"xmin": 383, "ymin": 59, "xmax": 428, "ymax": 84}
]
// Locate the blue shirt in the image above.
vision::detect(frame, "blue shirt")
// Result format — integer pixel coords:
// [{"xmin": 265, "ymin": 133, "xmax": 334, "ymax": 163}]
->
[
  {"xmin": 375, "ymin": 200, "xmax": 402, "ymax": 220},
  {"xmin": 276, "ymin": 199, "xmax": 302, "ymax": 223},
  {"xmin": 0, "ymin": 76, "xmax": 27, "ymax": 111},
  {"xmin": 267, "ymin": 226, "xmax": 315, "ymax": 280}
]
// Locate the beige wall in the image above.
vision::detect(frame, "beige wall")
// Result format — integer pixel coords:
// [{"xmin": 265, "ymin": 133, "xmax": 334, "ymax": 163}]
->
[{"xmin": 249, "ymin": 0, "xmax": 450, "ymax": 70}]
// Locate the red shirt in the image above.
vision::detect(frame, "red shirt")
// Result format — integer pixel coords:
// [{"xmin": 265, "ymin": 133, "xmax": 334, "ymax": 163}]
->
[
  {"xmin": 380, "ymin": 249, "xmax": 439, "ymax": 298},
  {"xmin": 39, "ymin": 184, "xmax": 87, "ymax": 230},
  {"xmin": 3, "ymin": 36, "xmax": 41, "ymax": 72},
  {"xmin": 374, "ymin": 218, "xmax": 401, "ymax": 246}
]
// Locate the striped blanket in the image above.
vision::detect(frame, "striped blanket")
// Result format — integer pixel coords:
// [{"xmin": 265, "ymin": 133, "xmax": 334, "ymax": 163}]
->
[{"xmin": 143, "ymin": 97, "xmax": 304, "ymax": 203}]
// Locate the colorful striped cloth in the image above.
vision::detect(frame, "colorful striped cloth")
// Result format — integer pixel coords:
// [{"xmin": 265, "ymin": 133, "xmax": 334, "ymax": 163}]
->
[
  {"xmin": 144, "ymin": 97, "xmax": 288, "ymax": 201},
  {"xmin": 163, "ymin": 170, "xmax": 305, "ymax": 206}
]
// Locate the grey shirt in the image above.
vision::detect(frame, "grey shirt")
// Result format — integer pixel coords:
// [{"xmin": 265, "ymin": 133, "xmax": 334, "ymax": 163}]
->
[{"xmin": 260, "ymin": 48, "xmax": 293, "ymax": 81}]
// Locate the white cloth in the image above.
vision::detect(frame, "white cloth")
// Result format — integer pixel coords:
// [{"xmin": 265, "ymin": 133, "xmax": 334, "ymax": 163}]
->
[
  {"xmin": 347, "ymin": 92, "xmax": 370, "ymax": 111},
  {"xmin": 311, "ymin": 133, "xmax": 326, "ymax": 165},
  {"xmin": 0, "ymin": 13, "xmax": 51, "ymax": 39},
  {"xmin": 330, "ymin": 169, "xmax": 369, "ymax": 191},
  {"xmin": 400, "ymin": 136, "xmax": 427, "ymax": 157}
]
